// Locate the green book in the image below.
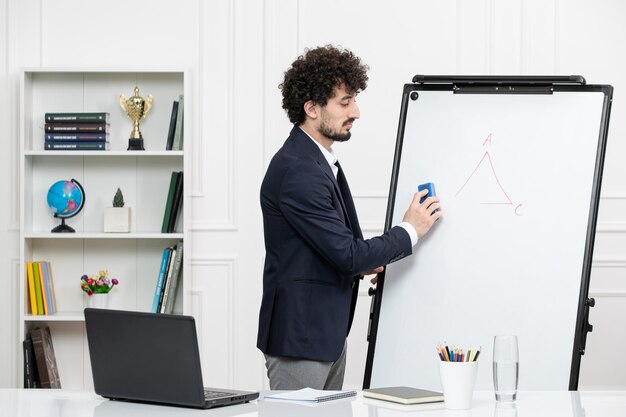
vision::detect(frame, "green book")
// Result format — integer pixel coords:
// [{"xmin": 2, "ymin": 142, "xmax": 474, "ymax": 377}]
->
[
  {"xmin": 161, "ymin": 172, "xmax": 179, "ymax": 233},
  {"xmin": 32, "ymin": 262, "xmax": 44, "ymax": 315}
]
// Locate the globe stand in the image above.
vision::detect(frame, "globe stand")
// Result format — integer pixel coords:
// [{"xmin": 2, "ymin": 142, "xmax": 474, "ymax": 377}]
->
[{"xmin": 51, "ymin": 217, "xmax": 76, "ymax": 233}]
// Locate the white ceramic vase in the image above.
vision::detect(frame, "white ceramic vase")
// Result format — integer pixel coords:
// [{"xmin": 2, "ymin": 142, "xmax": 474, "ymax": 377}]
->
[{"xmin": 88, "ymin": 293, "xmax": 109, "ymax": 309}]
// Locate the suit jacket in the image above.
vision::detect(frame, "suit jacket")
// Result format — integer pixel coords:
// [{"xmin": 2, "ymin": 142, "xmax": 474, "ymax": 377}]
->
[{"xmin": 257, "ymin": 126, "xmax": 411, "ymax": 362}]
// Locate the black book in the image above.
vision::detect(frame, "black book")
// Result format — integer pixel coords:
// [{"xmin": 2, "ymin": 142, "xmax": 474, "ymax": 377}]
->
[
  {"xmin": 165, "ymin": 101, "xmax": 179, "ymax": 151},
  {"xmin": 45, "ymin": 122, "xmax": 109, "ymax": 133},
  {"xmin": 45, "ymin": 112, "xmax": 110, "ymax": 123},
  {"xmin": 45, "ymin": 141, "xmax": 108, "ymax": 151},
  {"xmin": 168, "ymin": 171, "xmax": 183, "ymax": 233},
  {"xmin": 45, "ymin": 133, "xmax": 109, "ymax": 141},
  {"xmin": 23, "ymin": 335, "xmax": 40, "ymax": 388}
]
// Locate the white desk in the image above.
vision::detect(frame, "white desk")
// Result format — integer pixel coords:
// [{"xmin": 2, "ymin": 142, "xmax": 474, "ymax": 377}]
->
[{"xmin": 0, "ymin": 390, "xmax": 624, "ymax": 417}]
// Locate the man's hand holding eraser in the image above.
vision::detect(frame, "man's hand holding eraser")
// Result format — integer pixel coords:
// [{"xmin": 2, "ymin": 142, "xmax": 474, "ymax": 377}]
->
[
  {"xmin": 402, "ymin": 182, "xmax": 442, "ymax": 239},
  {"xmin": 418, "ymin": 182, "xmax": 436, "ymax": 203}
]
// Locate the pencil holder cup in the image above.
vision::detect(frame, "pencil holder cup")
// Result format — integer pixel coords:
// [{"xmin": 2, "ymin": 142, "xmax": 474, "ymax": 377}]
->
[{"xmin": 439, "ymin": 361, "xmax": 478, "ymax": 410}]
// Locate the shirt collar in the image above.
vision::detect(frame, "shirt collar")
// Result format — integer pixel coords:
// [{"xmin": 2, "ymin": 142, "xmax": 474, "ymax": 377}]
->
[{"xmin": 299, "ymin": 126, "xmax": 338, "ymax": 178}]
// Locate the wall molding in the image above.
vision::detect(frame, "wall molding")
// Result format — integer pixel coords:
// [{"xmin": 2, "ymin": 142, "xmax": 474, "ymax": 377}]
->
[
  {"xmin": 353, "ymin": 192, "xmax": 387, "ymax": 199},
  {"xmin": 191, "ymin": 221, "xmax": 238, "ymax": 232},
  {"xmin": 10, "ymin": 259, "xmax": 18, "ymax": 386},
  {"xmin": 589, "ymin": 291, "xmax": 626, "ymax": 298},
  {"xmin": 189, "ymin": 256, "xmax": 236, "ymax": 388},
  {"xmin": 7, "ymin": 0, "xmax": 18, "ymax": 232},
  {"xmin": 596, "ymin": 223, "xmax": 626, "ymax": 233},
  {"xmin": 599, "ymin": 194, "xmax": 626, "ymax": 200},
  {"xmin": 227, "ymin": 0, "xmax": 237, "ymax": 232},
  {"xmin": 592, "ymin": 258, "xmax": 626, "ymax": 268},
  {"xmin": 194, "ymin": 0, "xmax": 205, "ymax": 197},
  {"xmin": 192, "ymin": 0, "xmax": 237, "ymax": 230}
]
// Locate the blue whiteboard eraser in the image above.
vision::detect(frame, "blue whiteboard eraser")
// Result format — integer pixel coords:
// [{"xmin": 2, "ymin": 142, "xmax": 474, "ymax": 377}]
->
[{"xmin": 418, "ymin": 182, "xmax": 436, "ymax": 203}]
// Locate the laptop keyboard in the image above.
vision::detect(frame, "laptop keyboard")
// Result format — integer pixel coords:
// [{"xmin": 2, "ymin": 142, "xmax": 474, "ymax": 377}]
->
[{"xmin": 204, "ymin": 389, "xmax": 233, "ymax": 400}]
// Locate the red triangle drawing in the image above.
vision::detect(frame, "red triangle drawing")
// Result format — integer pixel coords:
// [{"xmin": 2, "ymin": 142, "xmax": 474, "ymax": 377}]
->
[{"xmin": 455, "ymin": 151, "xmax": 513, "ymax": 205}]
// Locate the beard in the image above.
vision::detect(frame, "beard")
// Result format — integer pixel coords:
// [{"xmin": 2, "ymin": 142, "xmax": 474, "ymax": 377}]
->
[{"xmin": 318, "ymin": 119, "xmax": 353, "ymax": 142}]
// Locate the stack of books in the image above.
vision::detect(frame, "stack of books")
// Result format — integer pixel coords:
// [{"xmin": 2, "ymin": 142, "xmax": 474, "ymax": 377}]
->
[
  {"xmin": 23, "ymin": 326, "xmax": 61, "ymax": 388},
  {"xmin": 26, "ymin": 261, "xmax": 57, "ymax": 315},
  {"xmin": 151, "ymin": 241, "xmax": 184, "ymax": 314},
  {"xmin": 44, "ymin": 112, "xmax": 110, "ymax": 150}
]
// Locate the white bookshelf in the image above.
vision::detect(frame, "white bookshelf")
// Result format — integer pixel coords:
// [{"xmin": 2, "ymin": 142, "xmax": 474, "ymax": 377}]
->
[{"xmin": 18, "ymin": 69, "xmax": 191, "ymax": 389}]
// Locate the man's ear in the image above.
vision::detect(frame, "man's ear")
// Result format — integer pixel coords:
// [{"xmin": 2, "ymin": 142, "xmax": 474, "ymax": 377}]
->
[{"xmin": 303, "ymin": 100, "xmax": 319, "ymax": 119}]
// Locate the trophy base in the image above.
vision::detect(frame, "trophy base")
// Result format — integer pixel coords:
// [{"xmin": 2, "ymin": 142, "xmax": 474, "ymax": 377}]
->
[{"xmin": 127, "ymin": 139, "xmax": 145, "ymax": 151}]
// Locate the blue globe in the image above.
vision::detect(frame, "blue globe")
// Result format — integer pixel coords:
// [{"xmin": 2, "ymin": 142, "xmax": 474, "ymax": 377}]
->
[{"xmin": 47, "ymin": 179, "xmax": 84, "ymax": 218}]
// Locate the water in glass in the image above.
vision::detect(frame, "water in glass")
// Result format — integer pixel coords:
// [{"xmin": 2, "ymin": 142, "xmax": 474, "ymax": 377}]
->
[{"xmin": 493, "ymin": 361, "xmax": 519, "ymax": 401}]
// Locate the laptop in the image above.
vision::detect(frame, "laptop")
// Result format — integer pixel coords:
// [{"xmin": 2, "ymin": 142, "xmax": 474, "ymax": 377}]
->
[{"xmin": 84, "ymin": 308, "xmax": 259, "ymax": 409}]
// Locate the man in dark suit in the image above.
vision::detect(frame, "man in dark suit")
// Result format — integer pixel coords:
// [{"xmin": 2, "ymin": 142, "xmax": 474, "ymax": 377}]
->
[{"xmin": 257, "ymin": 45, "xmax": 442, "ymax": 390}]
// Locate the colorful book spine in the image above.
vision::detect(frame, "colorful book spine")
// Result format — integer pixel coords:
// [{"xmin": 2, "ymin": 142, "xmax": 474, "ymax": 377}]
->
[
  {"xmin": 40, "ymin": 262, "xmax": 55, "ymax": 315},
  {"xmin": 46, "ymin": 262, "xmax": 58, "ymax": 313},
  {"xmin": 45, "ymin": 133, "xmax": 109, "ymax": 141},
  {"xmin": 45, "ymin": 122, "xmax": 109, "ymax": 133},
  {"xmin": 45, "ymin": 141, "xmax": 108, "ymax": 150},
  {"xmin": 159, "ymin": 247, "xmax": 177, "ymax": 313},
  {"xmin": 156, "ymin": 248, "xmax": 173, "ymax": 313},
  {"xmin": 45, "ymin": 112, "xmax": 110, "ymax": 123},
  {"xmin": 37, "ymin": 262, "xmax": 49, "ymax": 315},
  {"xmin": 163, "ymin": 241, "xmax": 184, "ymax": 314},
  {"xmin": 26, "ymin": 263, "xmax": 37, "ymax": 315},
  {"xmin": 151, "ymin": 248, "xmax": 172, "ymax": 313},
  {"xmin": 32, "ymin": 262, "xmax": 44, "ymax": 315}
]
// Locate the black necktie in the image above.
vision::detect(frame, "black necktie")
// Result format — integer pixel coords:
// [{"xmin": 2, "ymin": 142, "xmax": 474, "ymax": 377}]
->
[{"xmin": 334, "ymin": 161, "xmax": 361, "ymax": 238}]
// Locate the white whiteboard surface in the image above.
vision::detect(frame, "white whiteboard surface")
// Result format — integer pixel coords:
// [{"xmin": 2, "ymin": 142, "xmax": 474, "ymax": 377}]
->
[{"xmin": 370, "ymin": 89, "xmax": 607, "ymax": 391}]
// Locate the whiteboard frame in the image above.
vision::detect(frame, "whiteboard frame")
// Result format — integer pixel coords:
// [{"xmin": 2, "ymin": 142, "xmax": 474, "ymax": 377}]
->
[{"xmin": 363, "ymin": 76, "xmax": 613, "ymax": 390}]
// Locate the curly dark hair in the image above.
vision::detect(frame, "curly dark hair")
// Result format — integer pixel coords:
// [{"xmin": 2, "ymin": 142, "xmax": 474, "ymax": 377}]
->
[{"xmin": 280, "ymin": 45, "xmax": 369, "ymax": 124}]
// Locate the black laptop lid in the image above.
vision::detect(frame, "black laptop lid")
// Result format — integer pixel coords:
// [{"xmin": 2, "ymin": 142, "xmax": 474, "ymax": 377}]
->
[{"xmin": 85, "ymin": 308, "xmax": 205, "ymax": 407}]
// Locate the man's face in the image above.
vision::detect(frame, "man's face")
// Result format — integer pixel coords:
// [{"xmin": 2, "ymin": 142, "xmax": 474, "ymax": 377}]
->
[{"xmin": 317, "ymin": 85, "xmax": 360, "ymax": 142}]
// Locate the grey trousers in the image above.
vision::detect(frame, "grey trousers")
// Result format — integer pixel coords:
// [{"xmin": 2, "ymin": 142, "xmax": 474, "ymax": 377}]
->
[{"xmin": 264, "ymin": 340, "xmax": 347, "ymax": 390}]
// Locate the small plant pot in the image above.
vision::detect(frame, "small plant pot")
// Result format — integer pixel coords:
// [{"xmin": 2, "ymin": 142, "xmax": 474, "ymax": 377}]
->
[{"xmin": 104, "ymin": 207, "xmax": 131, "ymax": 233}]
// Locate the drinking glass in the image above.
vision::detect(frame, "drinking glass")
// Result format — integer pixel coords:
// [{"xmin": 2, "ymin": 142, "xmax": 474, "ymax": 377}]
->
[{"xmin": 493, "ymin": 335, "xmax": 519, "ymax": 401}]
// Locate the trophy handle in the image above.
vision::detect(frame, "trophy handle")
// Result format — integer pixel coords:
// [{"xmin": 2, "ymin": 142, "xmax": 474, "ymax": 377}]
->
[
  {"xmin": 143, "ymin": 95, "xmax": 154, "ymax": 118},
  {"xmin": 119, "ymin": 94, "xmax": 127, "ymax": 113}
]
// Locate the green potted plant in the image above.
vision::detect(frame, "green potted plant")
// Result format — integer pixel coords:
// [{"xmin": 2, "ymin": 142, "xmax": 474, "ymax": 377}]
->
[{"xmin": 104, "ymin": 187, "xmax": 131, "ymax": 232}]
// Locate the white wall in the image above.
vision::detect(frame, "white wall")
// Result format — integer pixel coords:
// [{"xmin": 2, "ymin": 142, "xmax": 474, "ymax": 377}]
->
[{"xmin": 1, "ymin": 0, "xmax": 625, "ymax": 390}]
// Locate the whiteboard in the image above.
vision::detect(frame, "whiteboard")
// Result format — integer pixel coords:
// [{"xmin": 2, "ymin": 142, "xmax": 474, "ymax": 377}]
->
[{"xmin": 366, "ymin": 80, "xmax": 612, "ymax": 391}]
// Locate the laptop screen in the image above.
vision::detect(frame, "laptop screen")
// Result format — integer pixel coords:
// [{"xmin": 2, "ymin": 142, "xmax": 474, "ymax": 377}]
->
[{"xmin": 85, "ymin": 308, "xmax": 206, "ymax": 407}]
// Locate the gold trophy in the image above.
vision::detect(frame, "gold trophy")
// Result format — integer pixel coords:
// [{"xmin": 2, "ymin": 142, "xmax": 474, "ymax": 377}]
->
[{"xmin": 119, "ymin": 86, "xmax": 153, "ymax": 150}]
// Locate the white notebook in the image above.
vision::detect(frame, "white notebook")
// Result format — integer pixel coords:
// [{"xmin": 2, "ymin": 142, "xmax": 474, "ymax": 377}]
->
[{"xmin": 265, "ymin": 387, "xmax": 356, "ymax": 403}]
